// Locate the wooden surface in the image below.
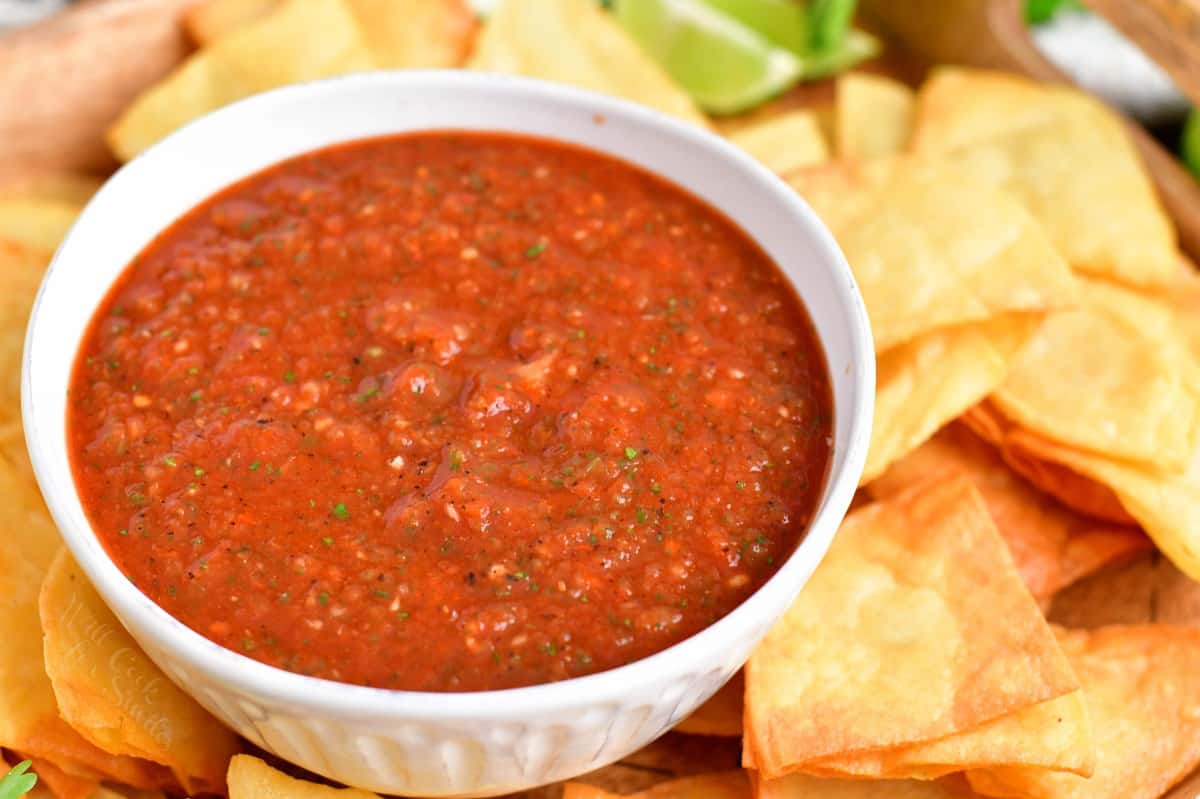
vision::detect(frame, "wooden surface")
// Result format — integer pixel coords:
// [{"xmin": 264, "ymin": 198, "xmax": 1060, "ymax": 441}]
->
[
  {"xmin": 1085, "ymin": 0, "xmax": 1200, "ymax": 107},
  {"xmin": 860, "ymin": 0, "xmax": 1200, "ymax": 265},
  {"xmin": 4, "ymin": 1, "xmax": 1200, "ymax": 797},
  {"xmin": 0, "ymin": 0, "xmax": 196, "ymax": 179}
]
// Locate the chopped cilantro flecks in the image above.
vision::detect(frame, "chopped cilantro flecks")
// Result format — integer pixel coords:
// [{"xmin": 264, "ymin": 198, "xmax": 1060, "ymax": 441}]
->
[
  {"xmin": 525, "ymin": 241, "xmax": 547, "ymax": 259},
  {"xmin": 624, "ymin": 446, "xmax": 639, "ymax": 461},
  {"xmin": 332, "ymin": 502, "xmax": 350, "ymax": 520}
]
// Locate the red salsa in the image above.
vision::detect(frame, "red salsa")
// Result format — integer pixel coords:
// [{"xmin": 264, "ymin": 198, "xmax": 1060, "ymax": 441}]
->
[{"xmin": 69, "ymin": 133, "xmax": 833, "ymax": 691}]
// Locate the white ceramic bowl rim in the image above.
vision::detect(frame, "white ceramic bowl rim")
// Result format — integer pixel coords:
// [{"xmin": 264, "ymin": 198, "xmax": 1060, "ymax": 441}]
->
[{"xmin": 24, "ymin": 70, "xmax": 874, "ymax": 720}]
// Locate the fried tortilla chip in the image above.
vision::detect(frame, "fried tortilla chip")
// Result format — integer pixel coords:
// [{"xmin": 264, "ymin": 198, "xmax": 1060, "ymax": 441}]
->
[
  {"xmin": 0, "ymin": 240, "xmax": 51, "ymax": 424},
  {"xmin": 0, "ymin": 200, "xmax": 82, "ymax": 253},
  {"xmin": 0, "ymin": 419, "xmax": 34, "ymax": 488},
  {"xmin": 0, "ymin": 460, "xmax": 170, "ymax": 791},
  {"xmin": 346, "ymin": 0, "xmax": 476, "ymax": 69},
  {"xmin": 788, "ymin": 156, "xmax": 1075, "ymax": 354},
  {"xmin": 468, "ymin": 0, "xmax": 709, "ymax": 128},
  {"xmin": 40, "ymin": 549, "xmax": 240, "ymax": 795},
  {"xmin": 835, "ymin": 72, "xmax": 915, "ymax": 159},
  {"xmin": 968, "ymin": 626, "xmax": 1200, "ymax": 799},
  {"xmin": 967, "ymin": 401, "xmax": 1200, "ymax": 580},
  {"xmin": 961, "ymin": 403, "xmax": 1135, "ymax": 525},
  {"xmin": 674, "ymin": 672, "xmax": 743, "ymax": 737},
  {"xmin": 993, "ymin": 279, "xmax": 1200, "ymax": 473},
  {"xmin": 0, "ymin": 174, "xmax": 102, "ymax": 207},
  {"xmin": 868, "ymin": 422, "xmax": 1149, "ymax": 600},
  {"xmin": 727, "ymin": 111, "xmax": 828, "ymax": 175},
  {"xmin": 108, "ymin": 0, "xmax": 376, "ymax": 161},
  {"xmin": 184, "ymin": 0, "xmax": 279, "ymax": 45},
  {"xmin": 866, "ymin": 313, "xmax": 1040, "ymax": 483},
  {"xmin": 18, "ymin": 756, "xmax": 97, "ymax": 799},
  {"xmin": 911, "ymin": 68, "xmax": 1176, "ymax": 288},
  {"xmin": 805, "ymin": 690, "xmax": 1091, "ymax": 780},
  {"xmin": 564, "ymin": 771, "xmax": 749, "ymax": 799},
  {"xmin": 227, "ymin": 755, "xmax": 379, "ymax": 799},
  {"xmin": 185, "ymin": 0, "xmax": 475, "ymax": 66},
  {"xmin": 757, "ymin": 772, "xmax": 982, "ymax": 798},
  {"xmin": 744, "ymin": 477, "xmax": 1081, "ymax": 778}
]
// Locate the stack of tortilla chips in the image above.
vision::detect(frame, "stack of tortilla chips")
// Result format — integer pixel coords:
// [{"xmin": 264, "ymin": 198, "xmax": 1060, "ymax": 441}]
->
[{"xmin": 5, "ymin": 1, "xmax": 1200, "ymax": 797}]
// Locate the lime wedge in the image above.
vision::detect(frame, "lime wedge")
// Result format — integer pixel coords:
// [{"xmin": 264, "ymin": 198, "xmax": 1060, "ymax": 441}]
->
[
  {"xmin": 697, "ymin": 0, "xmax": 808, "ymax": 56},
  {"xmin": 1183, "ymin": 109, "xmax": 1200, "ymax": 180},
  {"xmin": 802, "ymin": 27, "xmax": 880, "ymax": 80},
  {"xmin": 613, "ymin": 0, "xmax": 803, "ymax": 115}
]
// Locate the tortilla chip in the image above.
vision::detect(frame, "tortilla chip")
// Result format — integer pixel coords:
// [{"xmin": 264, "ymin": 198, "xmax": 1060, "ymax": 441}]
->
[
  {"xmin": 564, "ymin": 771, "xmax": 749, "ymax": 799},
  {"xmin": 788, "ymin": 156, "xmax": 1075, "ymax": 354},
  {"xmin": 17, "ymin": 756, "xmax": 97, "ymax": 799},
  {"xmin": 108, "ymin": 0, "xmax": 375, "ymax": 161},
  {"xmin": 346, "ymin": 0, "xmax": 476, "ymax": 69},
  {"xmin": 744, "ymin": 477, "xmax": 1080, "ymax": 778},
  {"xmin": 0, "ymin": 200, "xmax": 82, "ymax": 253},
  {"xmin": 911, "ymin": 68, "xmax": 1176, "ymax": 288},
  {"xmin": 868, "ymin": 422, "xmax": 1149, "ymax": 599},
  {"xmin": 227, "ymin": 755, "xmax": 379, "ymax": 799},
  {"xmin": 40, "ymin": 549, "xmax": 241, "ymax": 795},
  {"xmin": 968, "ymin": 626, "xmax": 1200, "ymax": 799},
  {"xmin": 0, "ymin": 240, "xmax": 51, "ymax": 425},
  {"xmin": 0, "ymin": 460, "xmax": 170, "ymax": 791},
  {"xmin": 727, "ymin": 111, "xmax": 828, "ymax": 175},
  {"xmin": 0, "ymin": 174, "xmax": 102, "ymax": 207},
  {"xmin": 184, "ymin": 0, "xmax": 278, "ymax": 45},
  {"xmin": 674, "ymin": 672, "xmax": 743, "ymax": 737},
  {"xmin": 835, "ymin": 72, "xmax": 915, "ymax": 159},
  {"xmin": 468, "ymin": 0, "xmax": 709, "ymax": 129},
  {"xmin": 866, "ymin": 313, "xmax": 1040, "ymax": 483},
  {"xmin": 757, "ymin": 772, "xmax": 981, "ymax": 798},
  {"xmin": 0, "ymin": 419, "xmax": 34, "ymax": 488},
  {"xmin": 806, "ymin": 691, "xmax": 1091, "ymax": 780},
  {"xmin": 961, "ymin": 402, "xmax": 1136, "ymax": 525},
  {"xmin": 993, "ymin": 280, "xmax": 1200, "ymax": 473}
]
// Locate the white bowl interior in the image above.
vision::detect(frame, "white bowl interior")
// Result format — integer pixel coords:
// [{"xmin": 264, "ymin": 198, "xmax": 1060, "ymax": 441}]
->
[{"xmin": 23, "ymin": 71, "xmax": 873, "ymax": 793}]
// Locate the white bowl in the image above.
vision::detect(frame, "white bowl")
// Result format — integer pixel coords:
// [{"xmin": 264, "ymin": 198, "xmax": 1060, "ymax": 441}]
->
[{"xmin": 23, "ymin": 71, "xmax": 873, "ymax": 797}]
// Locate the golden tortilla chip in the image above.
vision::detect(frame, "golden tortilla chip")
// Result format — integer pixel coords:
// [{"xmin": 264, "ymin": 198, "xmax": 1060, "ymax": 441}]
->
[
  {"xmin": 757, "ymin": 772, "xmax": 982, "ymax": 798},
  {"xmin": 0, "ymin": 419, "xmax": 34, "ymax": 488},
  {"xmin": 835, "ymin": 72, "xmax": 915, "ymax": 159},
  {"xmin": 674, "ymin": 672, "xmax": 743, "ymax": 737},
  {"xmin": 227, "ymin": 755, "xmax": 379, "ymax": 799},
  {"xmin": 727, "ymin": 111, "xmax": 829, "ymax": 175},
  {"xmin": 0, "ymin": 460, "xmax": 170, "ymax": 791},
  {"xmin": 40, "ymin": 549, "xmax": 241, "ymax": 795},
  {"xmin": 968, "ymin": 625, "xmax": 1200, "ymax": 799},
  {"xmin": 805, "ymin": 691, "xmax": 1091, "ymax": 780},
  {"xmin": 346, "ymin": 0, "xmax": 476, "ymax": 69},
  {"xmin": 564, "ymin": 771, "xmax": 749, "ymax": 799},
  {"xmin": 108, "ymin": 0, "xmax": 376, "ymax": 161},
  {"xmin": 0, "ymin": 173, "xmax": 102, "ymax": 207},
  {"xmin": 993, "ymin": 279, "xmax": 1200, "ymax": 473},
  {"xmin": 961, "ymin": 403, "xmax": 1135, "ymax": 525},
  {"xmin": 184, "ymin": 0, "xmax": 475, "ymax": 66},
  {"xmin": 0, "ymin": 239, "xmax": 51, "ymax": 425},
  {"xmin": 17, "ymin": 756, "xmax": 97, "ymax": 799},
  {"xmin": 468, "ymin": 0, "xmax": 709, "ymax": 129},
  {"xmin": 966, "ymin": 401, "xmax": 1200, "ymax": 580},
  {"xmin": 744, "ymin": 477, "xmax": 1080, "ymax": 779},
  {"xmin": 184, "ymin": 0, "xmax": 279, "ymax": 45},
  {"xmin": 0, "ymin": 200, "xmax": 82, "ymax": 253},
  {"xmin": 868, "ymin": 422, "xmax": 1149, "ymax": 600},
  {"xmin": 788, "ymin": 156, "xmax": 1075, "ymax": 354},
  {"xmin": 911, "ymin": 68, "xmax": 1176, "ymax": 288},
  {"xmin": 866, "ymin": 313, "xmax": 1040, "ymax": 483}
]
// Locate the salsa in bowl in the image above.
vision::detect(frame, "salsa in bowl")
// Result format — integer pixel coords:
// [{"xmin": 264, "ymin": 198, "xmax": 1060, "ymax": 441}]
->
[{"xmin": 25, "ymin": 72, "xmax": 873, "ymax": 795}]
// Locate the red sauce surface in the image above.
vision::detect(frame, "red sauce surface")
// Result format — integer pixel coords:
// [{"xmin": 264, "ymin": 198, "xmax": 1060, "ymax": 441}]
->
[{"xmin": 69, "ymin": 133, "xmax": 833, "ymax": 691}]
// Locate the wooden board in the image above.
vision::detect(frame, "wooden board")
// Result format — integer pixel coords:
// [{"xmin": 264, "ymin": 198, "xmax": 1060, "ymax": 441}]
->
[{"xmin": 4, "ymin": 2, "xmax": 1200, "ymax": 797}]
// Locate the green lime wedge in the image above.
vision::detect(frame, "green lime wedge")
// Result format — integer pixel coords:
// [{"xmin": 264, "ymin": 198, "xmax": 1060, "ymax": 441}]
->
[
  {"xmin": 801, "ymin": 27, "xmax": 880, "ymax": 80},
  {"xmin": 697, "ymin": 0, "xmax": 808, "ymax": 56},
  {"xmin": 613, "ymin": 0, "xmax": 803, "ymax": 115},
  {"xmin": 1183, "ymin": 110, "xmax": 1200, "ymax": 181}
]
